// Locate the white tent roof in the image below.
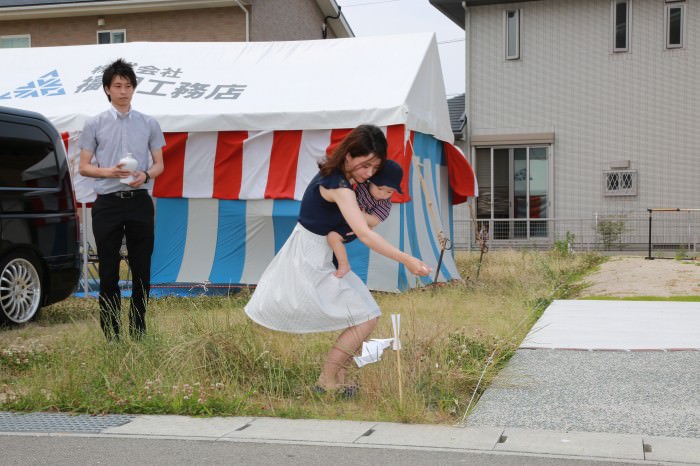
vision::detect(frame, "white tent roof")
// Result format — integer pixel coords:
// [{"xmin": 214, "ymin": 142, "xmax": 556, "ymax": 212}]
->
[{"xmin": 0, "ymin": 33, "xmax": 454, "ymax": 143}]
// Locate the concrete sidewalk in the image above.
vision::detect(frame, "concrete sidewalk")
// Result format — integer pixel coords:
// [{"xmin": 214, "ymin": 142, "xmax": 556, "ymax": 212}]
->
[
  {"xmin": 467, "ymin": 300, "xmax": 700, "ymax": 439},
  {"xmin": 463, "ymin": 299, "xmax": 700, "ymax": 464},
  {"xmin": 1, "ymin": 411, "xmax": 699, "ymax": 464}
]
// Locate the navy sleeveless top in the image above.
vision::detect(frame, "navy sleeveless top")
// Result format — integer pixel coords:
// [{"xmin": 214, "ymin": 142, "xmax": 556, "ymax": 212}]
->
[{"xmin": 299, "ymin": 170, "xmax": 353, "ymax": 236}]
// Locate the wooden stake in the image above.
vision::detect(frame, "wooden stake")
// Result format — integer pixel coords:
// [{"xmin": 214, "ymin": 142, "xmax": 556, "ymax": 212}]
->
[
  {"xmin": 392, "ymin": 314, "xmax": 403, "ymax": 403},
  {"xmin": 396, "ymin": 343, "xmax": 403, "ymax": 403},
  {"xmin": 411, "ymin": 154, "xmax": 450, "ymax": 285}
]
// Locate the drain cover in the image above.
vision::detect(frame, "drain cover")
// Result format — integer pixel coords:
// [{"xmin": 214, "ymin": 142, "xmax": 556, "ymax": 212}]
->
[{"xmin": 0, "ymin": 412, "xmax": 134, "ymax": 433}]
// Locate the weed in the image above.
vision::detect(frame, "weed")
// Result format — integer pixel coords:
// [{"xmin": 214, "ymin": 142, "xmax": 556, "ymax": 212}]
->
[
  {"xmin": 596, "ymin": 217, "xmax": 626, "ymax": 250},
  {"xmin": 0, "ymin": 250, "xmax": 601, "ymax": 424},
  {"xmin": 553, "ymin": 231, "xmax": 575, "ymax": 256}
]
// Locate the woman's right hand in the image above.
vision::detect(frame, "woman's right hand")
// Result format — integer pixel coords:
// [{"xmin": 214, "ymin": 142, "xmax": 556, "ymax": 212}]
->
[{"xmin": 405, "ymin": 256, "xmax": 431, "ymax": 276}]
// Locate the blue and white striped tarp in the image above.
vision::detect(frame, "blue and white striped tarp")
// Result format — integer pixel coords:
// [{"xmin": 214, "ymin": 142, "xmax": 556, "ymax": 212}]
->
[{"xmin": 151, "ymin": 132, "xmax": 459, "ymax": 292}]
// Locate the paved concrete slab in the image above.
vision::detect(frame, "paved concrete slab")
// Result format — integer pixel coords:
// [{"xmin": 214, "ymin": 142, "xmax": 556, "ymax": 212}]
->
[
  {"xmin": 467, "ymin": 349, "xmax": 700, "ymax": 439},
  {"xmin": 522, "ymin": 300, "xmax": 700, "ymax": 350},
  {"xmin": 495, "ymin": 428, "xmax": 644, "ymax": 461},
  {"xmin": 643, "ymin": 435, "xmax": 700, "ymax": 463},
  {"xmin": 103, "ymin": 415, "xmax": 252, "ymax": 438},
  {"xmin": 224, "ymin": 417, "xmax": 375, "ymax": 443},
  {"xmin": 356, "ymin": 422, "xmax": 503, "ymax": 450}
]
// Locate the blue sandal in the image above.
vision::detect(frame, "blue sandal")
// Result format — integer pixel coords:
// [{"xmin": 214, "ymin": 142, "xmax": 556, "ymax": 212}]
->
[
  {"xmin": 312, "ymin": 385, "xmax": 327, "ymax": 395},
  {"xmin": 341, "ymin": 385, "xmax": 359, "ymax": 398}
]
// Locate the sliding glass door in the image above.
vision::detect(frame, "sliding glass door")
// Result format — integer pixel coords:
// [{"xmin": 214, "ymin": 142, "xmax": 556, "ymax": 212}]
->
[{"xmin": 476, "ymin": 146, "xmax": 550, "ymax": 240}]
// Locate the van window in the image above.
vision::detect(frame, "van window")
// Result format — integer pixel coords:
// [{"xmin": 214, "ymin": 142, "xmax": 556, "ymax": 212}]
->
[{"xmin": 0, "ymin": 123, "xmax": 59, "ymax": 189}]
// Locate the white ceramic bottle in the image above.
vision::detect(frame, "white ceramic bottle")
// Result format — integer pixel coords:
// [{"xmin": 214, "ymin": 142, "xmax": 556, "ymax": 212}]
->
[{"xmin": 119, "ymin": 153, "xmax": 138, "ymax": 184}]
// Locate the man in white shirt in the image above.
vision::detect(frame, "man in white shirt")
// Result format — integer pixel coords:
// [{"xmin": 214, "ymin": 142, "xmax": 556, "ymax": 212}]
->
[{"xmin": 79, "ymin": 58, "xmax": 165, "ymax": 341}]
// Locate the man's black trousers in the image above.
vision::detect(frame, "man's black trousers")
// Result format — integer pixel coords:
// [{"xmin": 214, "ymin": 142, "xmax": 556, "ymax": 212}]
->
[{"xmin": 92, "ymin": 191, "xmax": 155, "ymax": 339}]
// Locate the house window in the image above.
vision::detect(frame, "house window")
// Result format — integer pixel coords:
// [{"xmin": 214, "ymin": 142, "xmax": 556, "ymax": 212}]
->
[
  {"xmin": 97, "ymin": 30, "xmax": 126, "ymax": 44},
  {"xmin": 0, "ymin": 35, "xmax": 30, "ymax": 48},
  {"xmin": 612, "ymin": 0, "xmax": 630, "ymax": 52},
  {"xmin": 665, "ymin": 2, "xmax": 685, "ymax": 49},
  {"xmin": 505, "ymin": 10, "xmax": 520, "ymax": 60},
  {"xmin": 604, "ymin": 170, "xmax": 637, "ymax": 196},
  {"xmin": 475, "ymin": 146, "xmax": 550, "ymax": 240}
]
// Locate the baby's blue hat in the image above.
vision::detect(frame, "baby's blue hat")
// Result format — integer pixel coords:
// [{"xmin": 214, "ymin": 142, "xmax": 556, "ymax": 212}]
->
[{"xmin": 369, "ymin": 159, "xmax": 403, "ymax": 194}]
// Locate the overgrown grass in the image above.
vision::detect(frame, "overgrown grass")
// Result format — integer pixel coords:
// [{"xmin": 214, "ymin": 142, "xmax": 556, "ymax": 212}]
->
[{"xmin": 0, "ymin": 250, "xmax": 603, "ymax": 423}]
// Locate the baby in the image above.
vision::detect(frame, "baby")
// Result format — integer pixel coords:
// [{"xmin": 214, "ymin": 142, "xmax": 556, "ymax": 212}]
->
[{"xmin": 328, "ymin": 159, "xmax": 403, "ymax": 278}]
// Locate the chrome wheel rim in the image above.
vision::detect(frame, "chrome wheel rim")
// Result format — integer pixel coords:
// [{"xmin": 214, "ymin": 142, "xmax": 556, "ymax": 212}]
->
[{"xmin": 0, "ymin": 258, "xmax": 41, "ymax": 324}]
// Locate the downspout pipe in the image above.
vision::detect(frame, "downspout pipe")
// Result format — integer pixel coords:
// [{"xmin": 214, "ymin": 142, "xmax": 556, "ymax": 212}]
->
[
  {"xmin": 462, "ymin": 1, "xmax": 473, "ymax": 249},
  {"xmin": 462, "ymin": 0, "xmax": 469, "ymax": 152},
  {"xmin": 233, "ymin": 0, "xmax": 249, "ymax": 41}
]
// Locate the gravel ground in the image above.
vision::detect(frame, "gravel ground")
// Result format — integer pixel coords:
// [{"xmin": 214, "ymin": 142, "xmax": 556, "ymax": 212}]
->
[
  {"xmin": 579, "ymin": 256, "xmax": 700, "ymax": 297},
  {"xmin": 466, "ymin": 349, "xmax": 700, "ymax": 439}
]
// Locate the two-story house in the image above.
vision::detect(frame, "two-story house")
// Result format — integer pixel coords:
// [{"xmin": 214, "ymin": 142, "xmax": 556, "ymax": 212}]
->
[
  {"xmin": 433, "ymin": 0, "xmax": 699, "ymax": 250},
  {"xmin": 0, "ymin": 0, "xmax": 351, "ymax": 47}
]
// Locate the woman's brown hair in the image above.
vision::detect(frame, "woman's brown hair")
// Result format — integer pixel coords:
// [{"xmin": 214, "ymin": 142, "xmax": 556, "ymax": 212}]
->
[{"xmin": 319, "ymin": 125, "xmax": 388, "ymax": 177}]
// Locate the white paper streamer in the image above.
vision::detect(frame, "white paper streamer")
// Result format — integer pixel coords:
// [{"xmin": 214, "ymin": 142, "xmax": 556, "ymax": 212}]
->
[
  {"xmin": 353, "ymin": 338, "xmax": 394, "ymax": 367},
  {"xmin": 353, "ymin": 313, "xmax": 403, "ymax": 367}
]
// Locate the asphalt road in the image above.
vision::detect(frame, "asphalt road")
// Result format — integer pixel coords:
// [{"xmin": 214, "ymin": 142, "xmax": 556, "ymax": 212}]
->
[{"xmin": 0, "ymin": 435, "xmax": 646, "ymax": 466}]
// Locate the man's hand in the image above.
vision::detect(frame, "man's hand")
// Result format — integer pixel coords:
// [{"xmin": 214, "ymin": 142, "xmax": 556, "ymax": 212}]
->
[
  {"xmin": 128, "ymin": 170, "xmax": 148, "ymax": 188},
  {"xmin": 102, "ymin": 162, "xmax": 133, "ymax": 180}
]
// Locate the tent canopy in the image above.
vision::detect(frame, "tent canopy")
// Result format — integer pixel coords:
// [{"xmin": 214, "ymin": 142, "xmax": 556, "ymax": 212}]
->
[
  {"xmin": 2, "ymin": 35, "xmax": 477, "ymax": 292},
  {"xmin": 0, "ymin": 33, "xmax": 454, "ymax": 143}
]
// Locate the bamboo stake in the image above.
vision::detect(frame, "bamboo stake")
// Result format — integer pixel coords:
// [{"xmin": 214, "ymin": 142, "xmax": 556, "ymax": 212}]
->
[
  {"xmin": 410, "ymin": 149, "xmax": 449, "ymax": 283},
  {"xmin": 411, "ymin": 154, "xmax": 445, "ymax": 248},
  {"xmin": 396, "ymin": 346, "xmax": 403, "ymax": 403},
  {"xmin": 392, "ymin": 314, "xmax": 402, "ymax": 403}
]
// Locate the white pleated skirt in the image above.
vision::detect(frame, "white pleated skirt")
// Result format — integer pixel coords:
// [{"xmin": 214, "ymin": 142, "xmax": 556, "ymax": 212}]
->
[{"xmin": 244, "ymin": 223, "xmax": 381, "ymax": 333}]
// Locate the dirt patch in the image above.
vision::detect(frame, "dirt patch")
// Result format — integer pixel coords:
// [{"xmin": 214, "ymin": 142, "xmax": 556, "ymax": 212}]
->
[{"xmin": 578, "ymin": 256, "xmax": 700, "ymax": 297}]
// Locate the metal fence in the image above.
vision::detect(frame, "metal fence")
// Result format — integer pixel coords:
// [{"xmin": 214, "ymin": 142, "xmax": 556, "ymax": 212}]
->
[{"xmin": 451, "ymin": 209, "xmax": 700, "ymax": 256}]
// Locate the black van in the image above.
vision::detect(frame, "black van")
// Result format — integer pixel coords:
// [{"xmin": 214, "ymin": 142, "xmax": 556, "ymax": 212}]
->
[{"xmin": 0, "ymin": 106, "xmax": 80, "ymax": 325}]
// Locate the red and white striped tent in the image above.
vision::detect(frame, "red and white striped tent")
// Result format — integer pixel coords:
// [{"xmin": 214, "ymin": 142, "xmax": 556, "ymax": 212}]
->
[{"xmin": 1, "ymin": 34, "xmax": 476, "ymax": 292}]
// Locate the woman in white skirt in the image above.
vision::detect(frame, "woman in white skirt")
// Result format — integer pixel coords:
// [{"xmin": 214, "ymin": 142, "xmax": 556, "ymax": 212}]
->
[{"xmin": 244, "ymin": 125, "xmax": 431, "ymax": 393}]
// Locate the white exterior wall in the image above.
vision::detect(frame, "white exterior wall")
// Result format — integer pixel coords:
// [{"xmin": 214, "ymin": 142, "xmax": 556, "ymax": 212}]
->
[{"xmin": 468, "ymin": 0, "xmax": 700, "ymax": 244}]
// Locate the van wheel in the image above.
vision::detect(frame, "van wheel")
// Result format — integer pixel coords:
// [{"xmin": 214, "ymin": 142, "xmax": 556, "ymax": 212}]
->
[{"xmin": 0, "ymin": 253, "xmax": 42, "ymax": 325}]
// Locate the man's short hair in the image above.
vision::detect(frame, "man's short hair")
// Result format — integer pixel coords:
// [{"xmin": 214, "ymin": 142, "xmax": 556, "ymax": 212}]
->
[{"xmin": 102, "ymin": 58, "xmax": 137, "ymax": 102}]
